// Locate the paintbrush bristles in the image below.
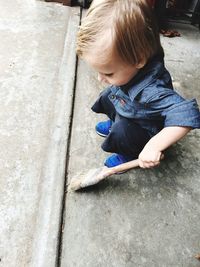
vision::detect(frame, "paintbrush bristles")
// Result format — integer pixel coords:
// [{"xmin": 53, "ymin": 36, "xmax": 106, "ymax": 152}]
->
[{"xmin": 68, "ymin": 167, "xmax": 112, "ymax": 191}]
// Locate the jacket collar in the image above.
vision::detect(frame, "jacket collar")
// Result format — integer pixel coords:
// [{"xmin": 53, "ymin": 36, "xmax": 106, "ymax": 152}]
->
[{"xmin": 120, "ymin": 55, "xmax": 165, "ymax": 100}]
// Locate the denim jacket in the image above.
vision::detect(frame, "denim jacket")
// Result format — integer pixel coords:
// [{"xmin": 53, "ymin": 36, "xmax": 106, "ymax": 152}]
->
[{"xmin": 107, "ymin": 56, "xmax": 200, "ymax": 137}]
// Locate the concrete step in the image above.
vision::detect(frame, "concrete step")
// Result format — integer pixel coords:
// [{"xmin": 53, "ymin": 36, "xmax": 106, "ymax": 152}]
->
[{"xmin": 0, "ymin": 2, "xmax": 79, "ymax": 266}]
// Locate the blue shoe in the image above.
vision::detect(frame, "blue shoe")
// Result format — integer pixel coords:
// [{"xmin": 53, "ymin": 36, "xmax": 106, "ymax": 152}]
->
[
  {"xmin": 104, "ymin": 153, "xmax": 134, "ymax": 168},
  {"xmin": 96, "ymin": 120, "xmax": 112, "ymax": 137}
]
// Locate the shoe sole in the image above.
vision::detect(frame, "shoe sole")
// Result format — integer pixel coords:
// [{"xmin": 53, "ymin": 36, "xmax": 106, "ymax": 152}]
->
[{"xmin": 96, "ymin": 130, "xmax": 109, "ymax": 138}]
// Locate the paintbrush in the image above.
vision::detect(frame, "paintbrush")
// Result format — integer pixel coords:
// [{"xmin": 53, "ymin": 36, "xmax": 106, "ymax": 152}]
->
[{"xmin": 68, "ymin": 158, "xmax": 139, "ymax": 191}]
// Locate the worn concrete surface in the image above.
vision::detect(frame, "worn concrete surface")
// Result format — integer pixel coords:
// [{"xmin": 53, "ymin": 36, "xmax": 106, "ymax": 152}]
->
[
  {"xmin": 0, "ymin": 2, "xmax": 79, "ymax": 266},
  {"xmin": 61, "ymin": 24, "xmax": 200, "ymax": 266},
  {"xmin": 1, "ymin": 3, "xmax": 200, "ymax": 267}
]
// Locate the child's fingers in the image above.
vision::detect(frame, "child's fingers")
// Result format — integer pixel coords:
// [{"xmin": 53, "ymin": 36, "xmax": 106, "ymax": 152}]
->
[{"xmin": 139, "ymin": 159, "xmax": 160, "ymax": 169}]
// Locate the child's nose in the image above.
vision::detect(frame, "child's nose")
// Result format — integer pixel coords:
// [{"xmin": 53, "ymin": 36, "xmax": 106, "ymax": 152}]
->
[{"xmin": 98, "ymin": 73, "xmax": 107, "ymax": 83}]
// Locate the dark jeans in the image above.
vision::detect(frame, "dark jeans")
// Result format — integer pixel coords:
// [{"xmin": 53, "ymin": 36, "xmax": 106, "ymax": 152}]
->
[{"xmin": 91, "ymin": 90, "xmax": 151, "ymax": 159}]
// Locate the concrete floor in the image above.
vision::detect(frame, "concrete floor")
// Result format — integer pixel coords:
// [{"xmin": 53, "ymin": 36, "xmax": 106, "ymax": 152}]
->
[
  {"xmin": 61, "ymin": 23, "xmax": 200, "ymax": 267},
  {"xmin": 0, "ymin": 2, "xmax": 200, "ymax": 267}
]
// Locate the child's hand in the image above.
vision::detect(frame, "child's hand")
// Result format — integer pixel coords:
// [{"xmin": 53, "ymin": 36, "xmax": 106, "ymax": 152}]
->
[{"xmin": 138, "ymin": 145, "xmax": 162, "ymax": 168}]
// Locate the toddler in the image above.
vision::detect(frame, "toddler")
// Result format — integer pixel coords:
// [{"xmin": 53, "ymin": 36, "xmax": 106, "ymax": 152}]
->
[{"xmin": 76, "ymin": 0, "xmax": 200, "ymax": 169}]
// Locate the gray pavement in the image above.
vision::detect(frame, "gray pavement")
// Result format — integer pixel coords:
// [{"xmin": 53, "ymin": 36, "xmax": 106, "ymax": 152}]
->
[{"xmin": 0, "ymin": 2, "xmax": 200, "ymax": 267}]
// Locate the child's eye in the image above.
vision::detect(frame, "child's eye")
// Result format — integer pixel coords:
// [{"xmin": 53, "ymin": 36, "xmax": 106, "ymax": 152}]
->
[{"xmin": 105, "ymin": 73, "xmax": 113, "ymax": 77}]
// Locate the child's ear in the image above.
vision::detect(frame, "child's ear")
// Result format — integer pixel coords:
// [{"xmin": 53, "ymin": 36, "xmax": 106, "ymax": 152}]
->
[{"xmin": 136, "ymin": 60, "xmax": 146, "ymax": 69}]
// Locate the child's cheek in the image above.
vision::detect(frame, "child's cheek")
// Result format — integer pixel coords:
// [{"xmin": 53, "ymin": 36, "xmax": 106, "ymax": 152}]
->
[{"xmin": 113, "ymin": 78, "xmax": 129, "ymax": 87}]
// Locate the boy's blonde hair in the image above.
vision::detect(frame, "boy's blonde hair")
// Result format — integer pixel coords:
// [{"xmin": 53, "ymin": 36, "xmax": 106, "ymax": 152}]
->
[{"xmin": 76, "ymin": 0, "xmax": 163, "ymax": 66}]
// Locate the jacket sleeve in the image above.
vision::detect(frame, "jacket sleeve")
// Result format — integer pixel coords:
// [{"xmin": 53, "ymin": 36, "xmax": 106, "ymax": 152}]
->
[{"xmin": 146, "ymin": 88, "xmax": 200, "ymax": 129}]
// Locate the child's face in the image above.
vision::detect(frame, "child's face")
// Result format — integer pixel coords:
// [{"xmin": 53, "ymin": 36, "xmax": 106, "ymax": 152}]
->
[{"xmin": 84, "ymin": 50, "xmax": 141, "ymax": 86}]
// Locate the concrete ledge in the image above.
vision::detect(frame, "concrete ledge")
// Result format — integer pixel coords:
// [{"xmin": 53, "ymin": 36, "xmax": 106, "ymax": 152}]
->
[{"xmin": 0, "ymin": 2, "xmax": 79, "ymax": 266}]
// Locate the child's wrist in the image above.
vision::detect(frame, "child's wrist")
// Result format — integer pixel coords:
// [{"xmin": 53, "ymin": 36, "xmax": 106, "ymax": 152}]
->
[{"xmin": 144, "ymin": 140, "xmax": 161, "ymax": 152}]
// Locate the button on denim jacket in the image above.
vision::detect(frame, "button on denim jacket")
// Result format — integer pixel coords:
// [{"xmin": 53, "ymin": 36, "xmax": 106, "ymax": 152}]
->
[{"xmin": 107, "ymin": 56, "xmax": 200, "ymax": 137}]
